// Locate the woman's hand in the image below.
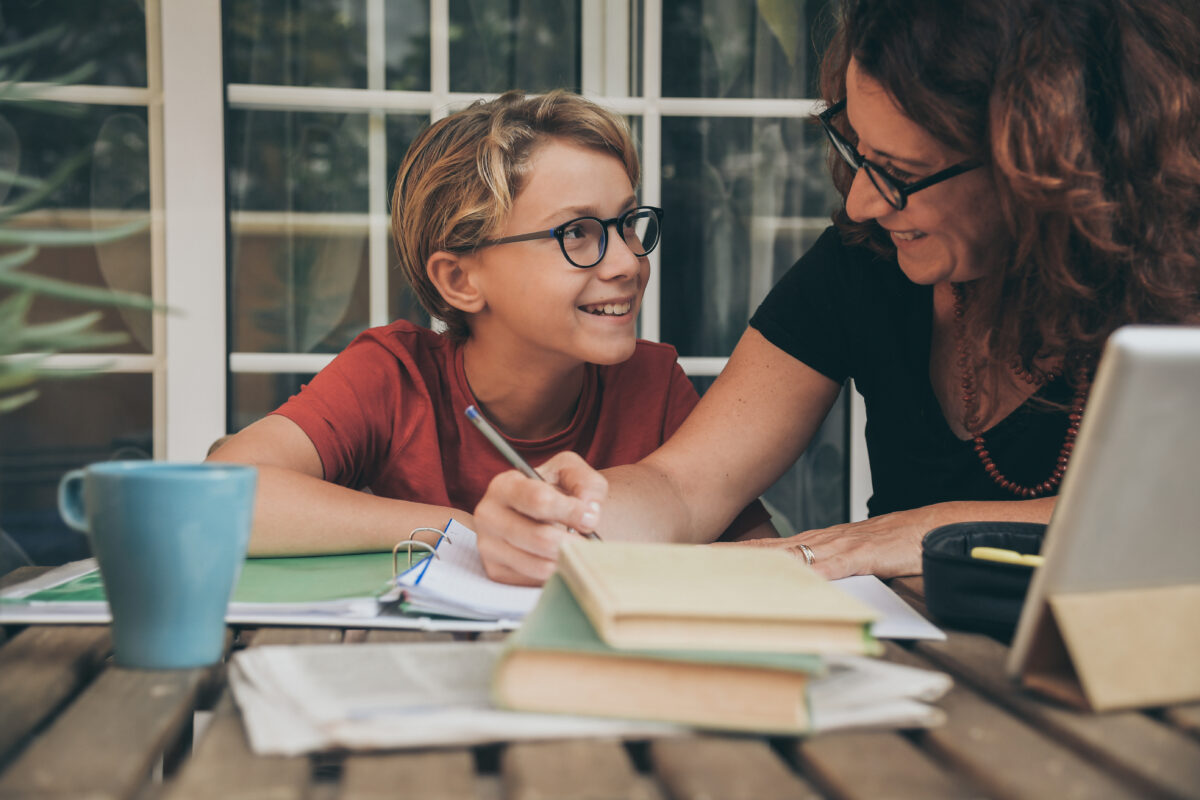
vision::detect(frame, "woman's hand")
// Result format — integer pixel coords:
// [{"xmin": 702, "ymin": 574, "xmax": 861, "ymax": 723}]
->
[
  {"xmin": 721, "ymin": 511, "xmax": 931, "ymax": 579},
  {"xmin": 473, "ymin": 451, "xmax": 607, "ymax": 586},
  {"xmin": 717, "ymin": 499, "xmax": 1055, "ymax": 579}
]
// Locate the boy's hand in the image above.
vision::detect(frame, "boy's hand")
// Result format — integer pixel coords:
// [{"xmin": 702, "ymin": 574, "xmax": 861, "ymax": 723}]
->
[{"xmin": 474, "ymin": 451, "xmax": 607, "ymax": 585}]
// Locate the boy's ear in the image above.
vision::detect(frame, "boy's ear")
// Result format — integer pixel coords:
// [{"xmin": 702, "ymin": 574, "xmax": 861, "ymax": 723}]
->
[{"xmin": 426, "ymin": 251, "xmax": 485, "ymax": 314}]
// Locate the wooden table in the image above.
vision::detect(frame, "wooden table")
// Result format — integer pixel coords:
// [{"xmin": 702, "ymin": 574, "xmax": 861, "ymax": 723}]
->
[{"xmin": 1, "ymin": 569, "xmax": 1198, "ymax": 800}]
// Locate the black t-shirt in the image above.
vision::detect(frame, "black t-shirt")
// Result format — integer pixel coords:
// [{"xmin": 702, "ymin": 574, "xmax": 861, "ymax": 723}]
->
[{"xmin": 749, "ymin": 226, "xmax": 1073, "ymax": 517}]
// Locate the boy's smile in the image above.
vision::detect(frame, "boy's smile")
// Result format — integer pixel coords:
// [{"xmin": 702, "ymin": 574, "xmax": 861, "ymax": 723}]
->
[{"xmin": 579, "ymin": 299, "xmax": 634, "ymax": 317}]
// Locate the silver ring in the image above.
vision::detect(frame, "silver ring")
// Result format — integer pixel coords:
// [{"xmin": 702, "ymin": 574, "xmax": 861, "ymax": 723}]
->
[{"xmin": 797, "ymin": 542, "xmax": 816, "ymax": 566}]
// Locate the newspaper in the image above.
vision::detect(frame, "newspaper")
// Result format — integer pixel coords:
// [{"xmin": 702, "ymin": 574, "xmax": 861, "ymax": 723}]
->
[
  {"xmin": 228, "ymin": 641, "xmax": 950, "ymax": 755},
  {"xmin": 229, "ymin": 642, "xmax": 683, "ymax": 755}
]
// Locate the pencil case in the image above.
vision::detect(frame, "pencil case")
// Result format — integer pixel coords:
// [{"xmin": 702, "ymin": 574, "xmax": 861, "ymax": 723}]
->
[{"xmin": 921, "ymin": 521, "xmax": 1047, "ymax": 641}]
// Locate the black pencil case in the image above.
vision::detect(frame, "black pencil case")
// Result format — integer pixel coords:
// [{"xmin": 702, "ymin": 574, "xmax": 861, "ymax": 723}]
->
[{"xmin": 921, "ymin": 521, "xmax": 1047, "ymax": 641}]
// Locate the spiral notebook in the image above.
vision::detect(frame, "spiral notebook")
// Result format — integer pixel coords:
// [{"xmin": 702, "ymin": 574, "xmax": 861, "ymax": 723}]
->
[{"xmin": 386, "ymin": 519, "xmax": 542, "ymax": 621}]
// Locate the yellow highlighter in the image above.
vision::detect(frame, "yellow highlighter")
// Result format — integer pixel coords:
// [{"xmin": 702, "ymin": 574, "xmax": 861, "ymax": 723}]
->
[{"xmin": 970, "ymin": 546, "xmax": 1045, "ymax": 568}]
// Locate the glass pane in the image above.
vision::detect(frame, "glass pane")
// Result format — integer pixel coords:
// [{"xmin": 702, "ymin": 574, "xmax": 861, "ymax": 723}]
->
[
  {"xmin": 385, "ymin": 0, "xmax": 432, "ymax": 91},
  {"xmin": 227, "ymin": 109, "xmax": 371, "ymax": 353},
  {"xmin": 0, "ymin": 373, "xmax": 152, "ymax": 566},
  {"xmin": 661, "ymin": 0, "xmax": 833, "ymax": 99},
  {"xmin": 660, "ymin": 115, "xmax": 840, "ymax": 356},
  {"xmin": 448, "ymin": 0, "xmax": 580, "ymax": 93},
  {"xmin": 230, "ymin": 372, "xmax": 316, "ymax": 431},
  {"xmin": 689, "ymin": 377, "xmax": 848, "ymax": 532},
  {"xmin": 384, "ymin": 114, "xmax": 434, "ymax": 325},
  {"xmin": 223, "ymin": 0, "xmax": 369, "ymax": 88},
  {"xmin": 0, "ymin": 1, "xmax": 147, "ymax": 87},
  {"xmin": 1, "ymin": 103, "xmax": 152, "ymax": 353}
]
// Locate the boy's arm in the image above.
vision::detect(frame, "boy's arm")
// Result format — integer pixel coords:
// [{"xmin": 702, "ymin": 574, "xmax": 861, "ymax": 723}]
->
[
  {"xmin": 206, "ymin": 415, "xmax": 468, "ymax": 555},
  {"xmin": 474, "ymin": 329, "xmax": 841, "ymax": 583}
]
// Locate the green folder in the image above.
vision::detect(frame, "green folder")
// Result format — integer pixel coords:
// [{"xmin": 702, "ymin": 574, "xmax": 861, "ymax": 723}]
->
[{"xmin": 10, "ymin": 552, "xmax": 419, "ymax": 605}]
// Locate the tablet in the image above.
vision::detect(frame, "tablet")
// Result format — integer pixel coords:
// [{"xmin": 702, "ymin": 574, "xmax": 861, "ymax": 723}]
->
[{"xmin": 1007, "ymin": 325, "xmax": 1200, "ymax": 708}]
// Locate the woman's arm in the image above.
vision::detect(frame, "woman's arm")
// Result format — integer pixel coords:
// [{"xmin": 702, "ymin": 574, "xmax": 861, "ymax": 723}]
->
[
  {"xmin": 206, "ymin": 415, "xmax": 468, "ymax": 556},
  {"xmin": 473, "ymin": 328, "xmax": 842, "ymax": 583},
  {"xmin": 720, "ymin": 496, "xmax": 1056, "ymax": 579}
]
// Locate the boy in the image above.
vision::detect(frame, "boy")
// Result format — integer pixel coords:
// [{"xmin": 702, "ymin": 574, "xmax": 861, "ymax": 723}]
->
[{"xmin": 209, "ymin": 91, "xmax": 772, "ymax": 562}]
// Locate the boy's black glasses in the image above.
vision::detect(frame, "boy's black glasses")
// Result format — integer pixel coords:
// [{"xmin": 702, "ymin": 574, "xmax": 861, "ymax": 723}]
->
[
  {"xmin": 817, "ymin": 100, "xmax": 984, "ymax": 210},
  {"xmin": 476, "ymin": 205, "xmax": 663, "ymax": 268}
]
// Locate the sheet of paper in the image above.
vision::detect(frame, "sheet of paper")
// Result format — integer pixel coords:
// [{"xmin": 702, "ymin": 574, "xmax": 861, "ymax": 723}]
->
[
  {"xmin": 809, "ymin": 654, "xmax": 951, "ymax": 731},
  {"xmin": 229, "ymin": 641, "xmax": 684, "ymax": 755},
  {"xmin": 833, "ymin": 575, "xmax": 945, "ymax": 640},
  {"xmin": 394, "ymin": 519, "xmax": 541, "ymax": 621}
]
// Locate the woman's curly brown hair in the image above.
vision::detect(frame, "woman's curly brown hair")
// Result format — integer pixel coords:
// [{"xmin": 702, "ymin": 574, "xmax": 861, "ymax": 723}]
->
[{"xmin": 819, "ymin": 0, "xmax": 1200, "ymax": 382}]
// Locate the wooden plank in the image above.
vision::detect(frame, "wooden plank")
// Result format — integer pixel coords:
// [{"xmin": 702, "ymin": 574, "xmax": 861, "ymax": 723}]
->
[
  {"xmin": 362, "ymin": 630, "xmax": 455, "ymax": 643},
  {"xmin": 0, "ymin": 626, "xmax": 111, "ymax": 765},
  {"xmin": 244, "ymin": 627, "xmax": 344, "ymax": 646},
  {"xmin": 796, "ymin": 731, "xmax": 971, "ymax": 799},
  {"xmin": 885, "ymin": 645, "xmax": 1141, "ymax": 800},
  {"xmin": 915, "ymin": 630, "xmax": 1200, "ymax": 799},
  {"xmin": 162, "ymin": 692, "xmax": 310, "ymax": 800},
  {"xmin": 502, "ymin": 739, "xmax": 654, "ymax": 800},
  {"xmin": 1163, "ymin": 703, "xmax": 1200, "ymax": 740},
  {"xmin": 338, "ymin": 750, "xmax": 477, "ymax": 800},
  {"xmin": 651, "ymin": 736, "xmax": 820, "ymax": 800},
  {"xmin": 0, "ymin": 664, "xmax": 212, "ymax": 799}
]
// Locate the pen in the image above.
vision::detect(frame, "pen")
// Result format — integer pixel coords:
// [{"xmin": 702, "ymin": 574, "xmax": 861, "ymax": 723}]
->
[
  {"xmin": 464, "ymin": 405, "xmax": 601, "ymax": 541},
  {"xmin": 970, "ymin": 546, "xmax": 1044, "ymax": 568}
]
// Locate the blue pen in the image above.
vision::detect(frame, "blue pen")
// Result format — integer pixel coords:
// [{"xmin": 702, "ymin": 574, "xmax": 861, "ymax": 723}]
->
[{"xmin": 464, "ymin": 405, "xmax": 601, "ymax": 541}]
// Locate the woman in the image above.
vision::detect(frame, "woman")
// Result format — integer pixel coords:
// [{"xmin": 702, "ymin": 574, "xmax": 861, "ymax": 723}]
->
[{"xmin": 471, "ymin": 0, "xmax": 1200, "ymax": 585}]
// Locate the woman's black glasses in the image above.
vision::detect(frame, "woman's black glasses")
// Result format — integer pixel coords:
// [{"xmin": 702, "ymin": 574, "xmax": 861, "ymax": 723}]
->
[
  {"xmin": 477, "ymin": 205, "xmax": 663, "ymax": 268},
  {"xmin": 818, "ymin": 100, "xmax": 984, "ymax": 210}
]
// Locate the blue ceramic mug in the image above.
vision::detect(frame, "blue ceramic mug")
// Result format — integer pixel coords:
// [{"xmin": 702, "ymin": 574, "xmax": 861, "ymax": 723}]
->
[{"xmin": 58, "ymin": 461, "xmax": 257, "ymax": 669}]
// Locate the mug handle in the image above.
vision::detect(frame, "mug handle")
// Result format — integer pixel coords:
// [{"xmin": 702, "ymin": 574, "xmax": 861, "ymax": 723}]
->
[{"xmin": 58, "ymin": 469, "xmax": 89, "ymax": 533}]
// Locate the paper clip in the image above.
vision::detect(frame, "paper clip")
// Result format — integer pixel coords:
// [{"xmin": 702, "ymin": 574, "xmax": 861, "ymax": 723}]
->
[{"xmin": 392, "ymin": 526, "xmax": 454, "ymax": 576}]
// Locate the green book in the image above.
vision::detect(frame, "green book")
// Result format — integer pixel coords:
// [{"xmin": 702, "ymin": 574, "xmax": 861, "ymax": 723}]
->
[{"xmin": 492, "ymin": 574, "xmax": 824, "ymax": 734}]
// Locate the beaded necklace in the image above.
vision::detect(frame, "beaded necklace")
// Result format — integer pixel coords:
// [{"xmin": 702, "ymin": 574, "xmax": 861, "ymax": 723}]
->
[{"xmin": 951, "ymin": 283, "xmax": 1090, "ymax": 498}]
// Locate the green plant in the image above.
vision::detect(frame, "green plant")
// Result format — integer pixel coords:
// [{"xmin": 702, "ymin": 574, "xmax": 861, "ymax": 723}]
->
[{"xmin": 0, "ymin": 25, "xmax": 154, "ymax": 412}]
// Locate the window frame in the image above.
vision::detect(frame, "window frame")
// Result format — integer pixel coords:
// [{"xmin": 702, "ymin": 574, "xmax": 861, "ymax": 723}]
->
[{"xmin": 15, "ymin": 0, "xmax": 871, "ymax": 522}]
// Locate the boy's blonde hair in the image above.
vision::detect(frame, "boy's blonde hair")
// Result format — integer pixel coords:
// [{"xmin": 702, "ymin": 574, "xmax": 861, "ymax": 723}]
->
[{"xmin": 392, "ymin": 90, "xmax": 640, "ymax": 341}]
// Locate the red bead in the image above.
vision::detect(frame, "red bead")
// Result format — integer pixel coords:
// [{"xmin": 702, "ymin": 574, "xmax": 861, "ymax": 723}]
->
[{"xmin": 953, "ymin": 288, "xmax": 1093, "ymax": 499}]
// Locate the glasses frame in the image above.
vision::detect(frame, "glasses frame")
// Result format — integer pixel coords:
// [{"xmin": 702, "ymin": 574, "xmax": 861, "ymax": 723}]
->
[
  {"xmin": 475, "ymin": 205, "xmax": 664, "ymax": 269},
  {"xmin": 817, "ymin": 100, "xmax": 984, "ymax": 210}
]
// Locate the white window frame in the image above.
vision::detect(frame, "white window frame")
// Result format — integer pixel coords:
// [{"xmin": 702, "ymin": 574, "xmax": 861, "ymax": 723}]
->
[{"xmin": 168, "ymin": 0, "xmax": 873, "ymax": 514}]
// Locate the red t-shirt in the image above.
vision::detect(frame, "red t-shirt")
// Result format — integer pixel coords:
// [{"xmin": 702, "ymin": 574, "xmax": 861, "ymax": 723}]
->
[{"xmin": 273, "ymin": 321, "xmax": 770, "ymax": 537}]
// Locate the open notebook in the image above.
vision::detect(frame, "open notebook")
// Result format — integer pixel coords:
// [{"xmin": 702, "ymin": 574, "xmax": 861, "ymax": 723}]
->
[
  {"xmin": 387, "ymin": 520, "xmax": 942, "ymax": 640},
  {"xmin": 386, "ymin": 519, "xmax": 542, "ymax": 621}
]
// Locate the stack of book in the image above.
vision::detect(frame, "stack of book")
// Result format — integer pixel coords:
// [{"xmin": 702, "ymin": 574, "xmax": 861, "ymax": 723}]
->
[{"xmin": 492, "ymin": 540, "xmax": 950, "ymax": 734}]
